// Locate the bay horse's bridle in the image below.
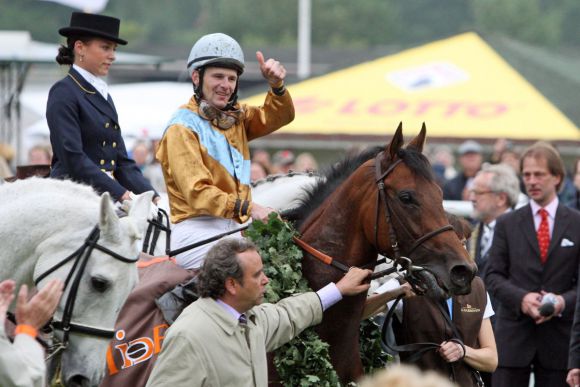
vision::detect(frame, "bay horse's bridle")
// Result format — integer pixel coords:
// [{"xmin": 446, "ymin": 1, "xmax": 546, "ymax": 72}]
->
[
  {"xmin": 34, "ymin": 225, "xmax": 139, "ymax": 358},
  {"xmin": 373, "ymin": 151, "xmax": 453, "ymax": 290},
  {"xmin": 293, "ymin": 151, "xmax": 455, "ymax": 285}
]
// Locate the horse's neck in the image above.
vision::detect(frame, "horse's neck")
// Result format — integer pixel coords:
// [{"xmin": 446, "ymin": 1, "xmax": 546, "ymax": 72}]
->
[
  {"xmin": 300, "ymin": 184, "xmax": 377, "ymax": 266},
  {"xmin": 0, "ymin": 205, "xmax": 95, "ymax": 287}
]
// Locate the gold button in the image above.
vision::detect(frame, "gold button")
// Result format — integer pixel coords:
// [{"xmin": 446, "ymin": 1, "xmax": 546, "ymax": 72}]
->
[
  {"xmin": 102, "ymin": 141, "xmax": 106, "ymax": 147},
  {"xmin": 111, "ymin": 160, "xmax": 115, "ymax": 166},
  {"xmin": 114, "ymin": 125, "xmax": 118, "ymax": 129},
  {"xmin": 101, "ymin": 168, "xmax": 106, "ymax": 172},
  {"xmin": 112, "ymin": 142, "xmax": 117, "ymax": 148},
  {"xmin": 105, "ymin": 123, "xmax": 110, "ymax": 128},
  {"xmin": 100, "ymin": 159, "xmax": 105, "ymax": 165}
]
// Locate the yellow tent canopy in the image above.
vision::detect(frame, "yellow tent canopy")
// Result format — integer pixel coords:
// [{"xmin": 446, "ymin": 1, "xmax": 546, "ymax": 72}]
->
[{"xmin": 243, "ymin": 32, "xmax": 579, "ymax": 143}]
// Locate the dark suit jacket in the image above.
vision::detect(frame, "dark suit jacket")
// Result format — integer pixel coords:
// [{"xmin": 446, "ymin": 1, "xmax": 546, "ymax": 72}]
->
[
  {"xmin": 569, "ymin": 265, "xmax": 580, "ymax": 369},
  {"xmin": 443, "ymin": 173, "xmax": 468, "ymax": 200},
  {"xmin": 46, "ymin": 67, "xmax": 155, "ymax": 200},
  {"xmin": 485, "ymin": 203, "xmax": 580, "ymax": 370}
]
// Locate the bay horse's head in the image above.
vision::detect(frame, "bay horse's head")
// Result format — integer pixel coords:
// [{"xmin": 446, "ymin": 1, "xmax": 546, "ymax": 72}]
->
[{"xmin": 371, "ymin": 123, "xmax": 476, "ymax": 299}]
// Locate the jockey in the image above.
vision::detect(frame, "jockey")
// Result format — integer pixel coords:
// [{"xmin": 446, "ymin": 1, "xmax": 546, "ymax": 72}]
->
[{"xmin": 156, "ymin": 33, "xmax": 295, "ymax": 269}]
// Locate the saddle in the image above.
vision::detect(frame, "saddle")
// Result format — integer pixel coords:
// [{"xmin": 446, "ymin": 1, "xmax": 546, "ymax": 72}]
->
[{"xmin": 101, "ymin": 255, "xmax": 197, "ymax": 387}]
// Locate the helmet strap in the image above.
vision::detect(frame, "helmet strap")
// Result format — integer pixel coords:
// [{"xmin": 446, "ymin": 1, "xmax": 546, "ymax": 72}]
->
[{"xmin": 193, "ymin": 67, "xmax": 205, "ymax": 104}]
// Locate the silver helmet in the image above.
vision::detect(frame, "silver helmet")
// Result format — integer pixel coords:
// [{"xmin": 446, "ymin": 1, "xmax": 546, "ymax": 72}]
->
[{"xmin": 187, "ymin": 33, "xmax": 245, "ymax": 77}]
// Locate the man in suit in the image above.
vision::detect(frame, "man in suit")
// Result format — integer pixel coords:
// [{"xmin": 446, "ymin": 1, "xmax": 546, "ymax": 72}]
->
[
  {"xmin": 486, "ymin": 142, "xmax": 580, "ymax": 387},
  {"xmin": 146, "ymin": 237, "xmax": 372, "ymax": 387},
  {"xmin": 567, "ymin": 273, "xmax": 580, "ymax": 387},
  {"xmin": 468, "ymin": 163, "xmax": 521, "ymax": 280}
]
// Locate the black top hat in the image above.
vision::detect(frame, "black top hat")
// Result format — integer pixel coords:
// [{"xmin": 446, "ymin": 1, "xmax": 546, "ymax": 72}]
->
[{"xmin": 59, "ymin": 12, "xmax": 127, "ymax": 45}]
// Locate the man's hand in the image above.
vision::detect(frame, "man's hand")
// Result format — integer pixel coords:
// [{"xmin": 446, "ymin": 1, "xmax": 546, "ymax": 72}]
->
[
  {"xmin": 534, "ymin": 292, "xmax": 565, "ymax": 325},
  {"xmin": 521, "ymin": 291, "xmax": 542, "ymax": 321},
  {"xmin": 256, "ymin": 51, "xmax": 286, "ymax": 88},
  {"xmin": 15, "ymin": 279, "xmax": 63, "ymax": 329},
  {"xmin": 251, "ymin": 202, "xmax": 277, "ymax": 222},
  {"xmin": 336, "ymin": 268, "xmax": 372, "ymax": 296},
  {"xmin": 567, "ymin": 368, "xmax": 580, "ymax": 387},
  {"xmin": 0, "ymin": 279, "xmax": 16, "ymax": 319}
]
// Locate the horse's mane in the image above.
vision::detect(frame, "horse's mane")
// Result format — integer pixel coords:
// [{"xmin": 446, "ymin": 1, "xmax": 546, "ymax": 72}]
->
[{"xmin": 285, "ymin": 145, "xmax": 434, "ymax": 228}]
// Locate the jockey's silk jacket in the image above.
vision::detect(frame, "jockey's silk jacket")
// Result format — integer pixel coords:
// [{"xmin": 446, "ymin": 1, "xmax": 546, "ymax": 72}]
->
[{"xmin": 156, "ymin": 91, "xmax": 294, "ymax": 224}]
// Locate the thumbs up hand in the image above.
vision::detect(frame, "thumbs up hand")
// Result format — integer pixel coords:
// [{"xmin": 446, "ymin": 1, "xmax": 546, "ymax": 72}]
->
[{"xmin": 256, "ymin": 51, "xmax": 286, "ymax": 88}]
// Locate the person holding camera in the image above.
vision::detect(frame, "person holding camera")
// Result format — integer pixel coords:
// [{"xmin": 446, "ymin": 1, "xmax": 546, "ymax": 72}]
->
[{"xmin": 486, "ymin": 142, "xmax": 580, "ymax": 387}]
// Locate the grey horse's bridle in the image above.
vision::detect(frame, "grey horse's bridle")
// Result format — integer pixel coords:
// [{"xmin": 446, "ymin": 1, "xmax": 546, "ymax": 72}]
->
[{"xmin": 34, "ymin": 225, "xmax": 138, "ymax": 358}]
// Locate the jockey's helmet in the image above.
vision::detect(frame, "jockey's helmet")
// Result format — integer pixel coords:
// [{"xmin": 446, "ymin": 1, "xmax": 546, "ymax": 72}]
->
[
  {"xmin": 187, "ymin": 33, "xmax": 245, "ymax": 77},
  {"xmin": 187, "ymin": 33, "xmax": 244, "ymax": 110}
]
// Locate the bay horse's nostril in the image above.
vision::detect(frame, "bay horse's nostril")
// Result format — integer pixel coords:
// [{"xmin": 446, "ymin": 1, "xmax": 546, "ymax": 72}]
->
[
  {"xmin": 450, "ymin": 264, "xmax": 476, "ymax": 289},
  {"xmin": 68, "ymin": 374, "xmax": 90, "ymax": 387}
]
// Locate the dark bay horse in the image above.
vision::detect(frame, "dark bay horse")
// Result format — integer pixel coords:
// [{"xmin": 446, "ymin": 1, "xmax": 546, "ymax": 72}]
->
[{"xmin": 286, "ymin": 124, "xmax": 477, "ymax": 384}]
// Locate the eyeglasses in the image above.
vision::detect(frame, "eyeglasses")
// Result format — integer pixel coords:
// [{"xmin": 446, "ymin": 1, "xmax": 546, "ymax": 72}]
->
[{"xmin": 469, "ymin": 189, "xmax": 495, "ymax": 196}]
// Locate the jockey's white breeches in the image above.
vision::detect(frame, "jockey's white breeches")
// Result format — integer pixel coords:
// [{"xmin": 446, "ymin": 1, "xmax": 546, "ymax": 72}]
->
[{"xmin": 171, "ymin": 216, "xmax": 245, "ymax": 269}]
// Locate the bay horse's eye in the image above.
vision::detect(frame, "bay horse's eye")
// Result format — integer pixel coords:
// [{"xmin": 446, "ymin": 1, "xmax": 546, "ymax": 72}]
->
[
  {"xmin": 91, "ymin": 276, "xmax": 110, "ymax": 293},
  {"xmin": 398, "ymin": 190, "xmax": 416, "ymax": 205}
]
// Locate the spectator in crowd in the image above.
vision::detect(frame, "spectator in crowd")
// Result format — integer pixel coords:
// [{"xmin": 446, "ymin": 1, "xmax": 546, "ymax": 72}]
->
[
  {"xmin": 565, "ymin": 157, "xmax": 580, "ymax": 211},
  {"xmin": 131, "ymin": 140, "xmax": 167, "ymax": 194},
  {"xmin": 357, "ymin": 364, "xmax": 458, "ymax": 387},
  {"xmin": 485, "ymin": 142, "xmax": 580, "ymax": 387},
  {"xmin": 271, "ymin": 149, "xmax": 295, "ymax": 174},
  {"xmin": 251, "ymin": 149, "xmax": 273, "ymax": 175},
  {"xmin": 155, "ymin": 33, "xmax": 294, "ymax": 270},
  {"xmin": 468, "ymin": 163, "xmax": 521, "ymax": 281},
  {"xmin": 0, "ymin": 278, "xmax": 63, "ymax": 387},
  {"xmin": 0, "ymin": 142, "xmax": 15, "ymax": 179},
  {"xmin": 443, "ymin": 140, "xmax": 483, "ymax": 201},
  {"xmin": 27, "ymin": 144, "xmax": 52, "ymax": 165},
  {"xmin": 431, "ymin": 145, "xmax": 457, "ymax": 187},
  {"xmin": 250, "ymin": 161, "xmax": 268, "ymax": 183},
  {"xmin": 131, "ymin": 141, "xmax": 151, "ymax": 172},
  {"xmin": 489, "ymin": 138, "xmax": 513, "ymax": 165},
  {"xmin": 294, "ymin": 152, "xmax": 319, "ymax": 173},
  {"xmin": 46, "ymin": 12, "xmax": 158, "ymax": 205},
  {"xmin": 146, "ymin": 237, "xmax": 371, "ymax": 386}
]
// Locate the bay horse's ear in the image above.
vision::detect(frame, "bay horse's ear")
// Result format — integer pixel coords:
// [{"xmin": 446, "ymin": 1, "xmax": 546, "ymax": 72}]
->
[
  {"xmin": 99, "ymin": 192, "xmax": 121, "ymax": 243},
  {"xmin": 386, "ymin": 122, "xmax": 404, "ymax": 160},
  {"xmin": 407, "ymin": 122, "xmax": 427, "ymax": 153}
]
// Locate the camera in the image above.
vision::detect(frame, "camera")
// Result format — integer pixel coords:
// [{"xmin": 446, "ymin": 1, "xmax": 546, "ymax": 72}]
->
[{"xmin": 538, "ymin": 293, "xmax": 558, "ymax": 317}]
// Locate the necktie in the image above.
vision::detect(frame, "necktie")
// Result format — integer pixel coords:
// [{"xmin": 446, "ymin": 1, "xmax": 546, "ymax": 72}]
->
[
  {"xmin": 537, "ymin": 209, "xmax": 550, "ymax": 263},
  {"xmin": 480, "ymin": 224, "xmax": 494, "ymax": 259},
  {"xmin": 239, "ymin": 314, "xmax": 251, "ymax": 348}
]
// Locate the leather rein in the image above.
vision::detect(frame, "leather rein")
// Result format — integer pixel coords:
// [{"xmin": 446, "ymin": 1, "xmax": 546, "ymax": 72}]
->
[
  {"xmin": 34, "ymin": 225, "xmax": 139, "ymax": 359},
  {"xmin": 292, "ymin": 151, "xmax": 454, "ymax": 286}
]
